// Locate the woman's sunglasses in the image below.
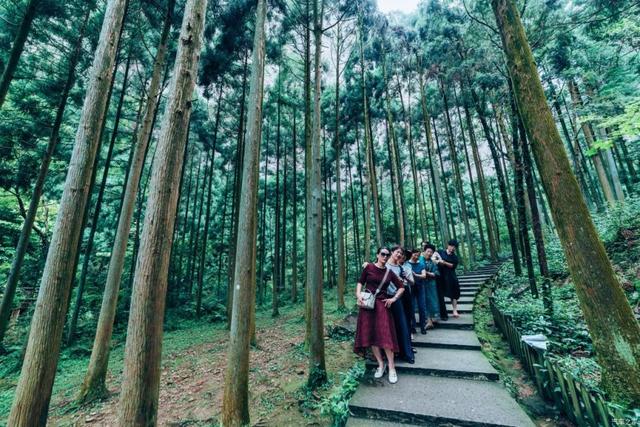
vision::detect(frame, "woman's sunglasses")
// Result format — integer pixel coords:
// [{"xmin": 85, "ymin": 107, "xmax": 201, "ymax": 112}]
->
[{"xmin": 379, "ymin": 252, "xmax": 390, "ymax": 257}]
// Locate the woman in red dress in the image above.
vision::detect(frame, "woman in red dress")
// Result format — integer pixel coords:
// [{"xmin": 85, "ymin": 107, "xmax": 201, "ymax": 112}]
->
[{"xmin": 354, "ymin": 247, "xmax": 405, "ymax": 384}]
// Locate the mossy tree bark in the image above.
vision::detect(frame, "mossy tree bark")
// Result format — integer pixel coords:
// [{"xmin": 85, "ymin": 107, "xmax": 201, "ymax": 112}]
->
[
  {"xmin": 117, "ymin": 0, "xmax": 207, "ymax": 423},
  {"xmin": 7, "ymin": 0, "xmax": 128, "ymax": 424},
  {"xmin": 493, "ymin": 0, "xmax": 640, "ymax": 405}
]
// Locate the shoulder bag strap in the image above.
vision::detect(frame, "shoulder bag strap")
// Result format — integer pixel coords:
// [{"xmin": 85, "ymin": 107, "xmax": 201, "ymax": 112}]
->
[{"xmin": 373, "ymin": 267, "xmax": 391, "ymax": 298}]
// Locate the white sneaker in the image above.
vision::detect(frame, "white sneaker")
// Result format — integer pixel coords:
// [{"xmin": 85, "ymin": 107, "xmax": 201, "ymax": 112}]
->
[
  {"xmin": 374, "ymin": 364, "xmax": 386, "ymax": 379},
  {"xmin": 388, "ymin": 369, "xmax": 398, "ymax": 384}
]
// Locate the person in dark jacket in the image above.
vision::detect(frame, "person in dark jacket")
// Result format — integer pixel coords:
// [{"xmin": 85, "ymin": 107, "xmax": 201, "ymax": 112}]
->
[{"xmin": 436, "ymin": 239, "xmax": 461, "ymax": 318}]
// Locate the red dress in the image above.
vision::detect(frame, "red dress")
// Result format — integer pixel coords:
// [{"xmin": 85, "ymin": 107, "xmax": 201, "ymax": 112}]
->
[{"xmin": 354, "ymin": 263, "xmax": 404, "ymax": 355}]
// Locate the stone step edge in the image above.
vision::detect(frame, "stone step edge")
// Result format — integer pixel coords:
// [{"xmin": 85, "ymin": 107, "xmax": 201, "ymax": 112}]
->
[
  {"xmin": 349, "ymin": 403, "xmax": 513, "ymax": 427},
  {"xmin": 412, "ymin": 341, "xmax": 481, "ymax": 351},
  {"xmin": 364, "ymin": 361, "xmax": 499, "ymax": 382}
]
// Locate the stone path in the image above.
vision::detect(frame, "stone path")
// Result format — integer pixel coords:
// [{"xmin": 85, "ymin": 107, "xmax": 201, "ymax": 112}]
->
[{"xmin": 347, "ymin": 263, "xmax": 535, "ymax": 427}]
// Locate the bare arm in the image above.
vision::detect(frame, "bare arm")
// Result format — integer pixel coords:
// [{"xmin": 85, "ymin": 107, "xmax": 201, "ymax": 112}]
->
[{"xmin": 384, "ymin": 288, "xmax": 404, "ymax": 307}]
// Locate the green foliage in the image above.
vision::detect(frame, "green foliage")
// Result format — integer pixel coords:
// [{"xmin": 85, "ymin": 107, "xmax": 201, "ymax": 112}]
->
[
  {"xmin": 319, "ymin": 362, "xmax": 365, "ymax": 427},
  {"xmin": 493, "ymin": 196, "xmax": 640, "ymax": 398}
]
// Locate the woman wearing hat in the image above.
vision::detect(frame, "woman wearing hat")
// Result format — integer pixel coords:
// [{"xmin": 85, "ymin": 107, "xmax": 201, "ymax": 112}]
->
[{"xmin": 436, "ymin": 239, "xmax": 461, "ymax": 318}]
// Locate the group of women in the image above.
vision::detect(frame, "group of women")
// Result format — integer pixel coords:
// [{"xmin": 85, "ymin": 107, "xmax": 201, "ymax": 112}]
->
[{"xmin": 354, "ymin": 239, "xmax": 460, "ymax": 384}]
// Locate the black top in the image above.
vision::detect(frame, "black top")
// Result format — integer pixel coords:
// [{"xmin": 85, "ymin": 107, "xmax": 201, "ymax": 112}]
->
[{"xmin": 437, "ymin": 249, "xmax": 460, "ymax": 299}]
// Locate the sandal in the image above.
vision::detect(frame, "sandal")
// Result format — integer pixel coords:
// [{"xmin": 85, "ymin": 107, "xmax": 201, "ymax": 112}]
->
[{"xmin": 374, "ymin": 363, "xmax": 386, "ymax": 379}]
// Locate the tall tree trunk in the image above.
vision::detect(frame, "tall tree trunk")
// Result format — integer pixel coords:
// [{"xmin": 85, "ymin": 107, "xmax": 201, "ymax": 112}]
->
[
  {"xmin": 561, "ymin": 93, "xmax": 604, "ymax": 207},
  {"xmin": 334, "ymin": 28, "xmax": 346, "ymax": 308},
  {"xmin": 281, "ymin": 111, "xmax": 289, "ymax": 296},
  {"xmin": 67, "ymin": 49, "xmax": 133, "ymax": 345},
  {"xmin": 345, "ymin": 138, "xmax": 361, "ymax": 267},
  {"xmin": 470, "ymin": 87, "xmax": 522, "ymax": 275},
  {"xmin": 227, "ymin": 51, "xmax": 250, "ymax": 325},
  {"xmin": 493, "ymin": 0, "xmax": 640, "ymax": 405},
  {"xmin": 218, "ymin": 170, "xmax": 231, "ymax": 300},
  {"xmin": 433, "ymin": 118, "xmax": 456, "ymax": 242},
  {"xmin": 221, "ymin": 0, "xmax": 266, "ymax": 424},
  {"xmin": 520, "ymin": 116, "xmax": 549, "ymax": 278},
  {"xmin": 440, "ymin": 78, "xmax": 473, "ymax": 265},
  {"xmin": 0, "ymin": 0, "xmax": 42, "ymax": 109},
  {"xmin": 354, "ymin": 126, "xmax": 370, "ymax": 259},
  {"xmin": 291, "ymin": 113, "xmax": 299, "ymax": 303},
  {"xmin": 417, "ymin": 63, "xmax": 448, "ymax": 246},
  {"xmin": 8, "ymin": 0, "xmax": 128, "ymax": 422},
  {"xmin": 117, "ymin": 0, "xmax": 207, "ymax": 422},
  {"xmin": 548, "ymin": 81, "xmax": 597, "ymax": 209},
  {"xmin": 398, "ymin": 73, "xmax": 427, "ymax": 244},
  {"xmin": 178, "ymin": 145, "xmax": 195, "ymax": 288},
  {"xmin": 567, "ymin": 80, "xmax": 617, "ymax": 205},
  {"xmin": 307, "ymin": 0, "xmax": 327, "ymax": 389},
  {"xmin": 272, "ymin": 69, "xmax": 283, "ymax": 317},
  {"xmin": 186, "ymin": 155, "xmax": 203, "ymax": 294},
  {"xmin": 454, "ymin": 87, "xmax": 486, "ymax": 259},
  {"xmin": 0, "ymin": 6, "xmax": 91, "ymax": 346},
  {"xmin": 382, "ymin": 53, "xmax": 407, "ymax": 246},
  {"xmin": 189, "ymin": 149, "xmax": 209, "ymax": 297},
  {"xmin": 196, "ymin": 89, "xmax": 221, "ymax": 316},
  {"xmin": 358, "ymin": 4, "xmax": 382, "ymax": 249},
  {"xmin": 510, "ymin": 93, "xmax": 538, "ymax": 297},
  {"xmin": 258, "ymin": 134, "xmax": 269, "ymax": 305}
]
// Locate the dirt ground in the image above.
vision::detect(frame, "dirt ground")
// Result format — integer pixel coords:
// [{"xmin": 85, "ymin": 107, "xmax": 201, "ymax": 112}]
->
[{"xmin": 48, "ymin": 308, "xmax": 357, "ymax": 426}]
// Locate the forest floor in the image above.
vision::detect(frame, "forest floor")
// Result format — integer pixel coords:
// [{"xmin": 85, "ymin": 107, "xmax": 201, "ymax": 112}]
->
[{"xmin": 0, "ymin": 295, "xmax": 357, "ymax": 426}]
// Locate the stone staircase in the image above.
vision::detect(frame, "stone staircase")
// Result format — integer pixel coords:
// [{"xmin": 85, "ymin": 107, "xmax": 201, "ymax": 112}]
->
[{"xmin": 347, "ymin": 263, "xmax": 535, "ymax": 427}]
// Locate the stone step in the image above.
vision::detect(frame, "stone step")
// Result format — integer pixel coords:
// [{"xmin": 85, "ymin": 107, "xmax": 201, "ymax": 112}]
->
[
  {"xmin": 457, "ymin": 296, "xmax": 474, "ymax": 303},
  {"xmin": 346, "ymin": 418, "xmax": 419, "ymax": 427},
  {"xmin": 349, "ymin": 374, "xmax": 535, "ymax": 427},
  {"xmin": 429, "ymin": 313, "xmax": 474, "ymax": 330},
  {"xmin": 412, "ymin": 328, "xmax": 481, "ymax": 350},
  {"xmin": 446, "ymin": 304, "xmax": 473, "ymax": 313},
  {"xmin": 366, "ymin": 347, "xmax": 498, "ymax": 381},
  {"xmin": 459, "ymin": 278, "xmax": 489, "ymax": 283},
  {"xmin": 459, "ymin": 273, "xmax": 494, "ymax": 278}
]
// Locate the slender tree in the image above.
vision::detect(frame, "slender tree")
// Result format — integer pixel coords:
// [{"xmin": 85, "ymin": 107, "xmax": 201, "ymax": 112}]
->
[
  {"xmin": 306, "ymin": 0, "xmax": 327, "ymax": 388},
  {"xmin": 334, "ymin": 23, "xmax": 346, "ymax": 308},
  {"xmin": 67, "ymin": 49, "xmax": 133, "ymax": 345},
  {"xmin": 117, "ymin": 0, "xmax": 207, "ymax": 422},
  {"xmin": 221, "ymin": 0, "xmax": 266, "ymax": 424},
  {"xmin": 7, "ymin": 0, "xmax": 128, "ymax": 423}
]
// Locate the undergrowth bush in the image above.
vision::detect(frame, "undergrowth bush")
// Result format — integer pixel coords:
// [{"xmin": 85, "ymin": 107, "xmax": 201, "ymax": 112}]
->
[{"xmin": 319, "ymin": 361, "xmax": 365, "ymax": 427}]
